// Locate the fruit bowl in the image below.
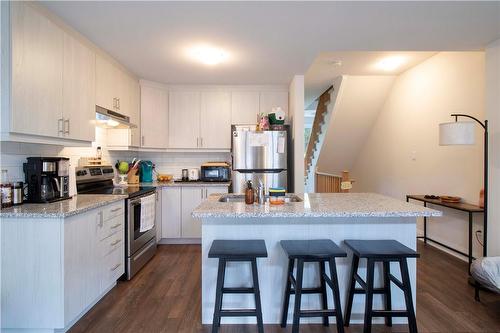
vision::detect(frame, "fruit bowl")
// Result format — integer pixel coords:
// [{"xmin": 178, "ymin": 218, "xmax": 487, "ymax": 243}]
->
[{"xmin": 157, "ymin": 174, "xmax": 174, "ymax": 182}]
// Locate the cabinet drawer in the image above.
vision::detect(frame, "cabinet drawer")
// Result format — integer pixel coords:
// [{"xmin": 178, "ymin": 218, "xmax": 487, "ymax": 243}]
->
[
  {"xmin": 97, "ymin": 214, "xmax": 124, "ymax": 241},
  {"xmin": 99, "ymin": 230, "xmax": 124, "ymax": 257},
  {"xmin": 101, "ymin": 245, "xmax": 124, "ymax": 291},
  {"xmin": 102, "ymin": 202, "xmax": 125, "ymax": 221}
]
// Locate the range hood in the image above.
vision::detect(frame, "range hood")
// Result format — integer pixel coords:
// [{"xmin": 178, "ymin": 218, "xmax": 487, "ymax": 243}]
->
[{"xmin": 95, "ymin": 106, "xmax": 137, "ymax": 129}]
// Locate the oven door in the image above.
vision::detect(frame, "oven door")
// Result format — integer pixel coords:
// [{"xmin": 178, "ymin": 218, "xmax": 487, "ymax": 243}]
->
[{"xmin": 127, "ymin": 193, "xmax": 156, "ymax": 256}]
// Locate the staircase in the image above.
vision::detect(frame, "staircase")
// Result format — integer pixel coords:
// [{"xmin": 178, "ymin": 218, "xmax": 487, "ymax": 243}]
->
[{"xmin": 304, "ymin": 76, "xmax": 343, "ymax": 191}]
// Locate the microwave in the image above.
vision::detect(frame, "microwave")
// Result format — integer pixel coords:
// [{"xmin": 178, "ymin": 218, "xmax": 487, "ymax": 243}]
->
[{"xmin": 200, "ymin": 162, "xmax": 231, "ymax": 182}]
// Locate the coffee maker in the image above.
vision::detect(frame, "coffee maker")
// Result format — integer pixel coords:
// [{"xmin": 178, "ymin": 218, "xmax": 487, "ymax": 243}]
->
[{"xmin": 23, "ymin": 157, "xmax": 70, "ymax": 203}]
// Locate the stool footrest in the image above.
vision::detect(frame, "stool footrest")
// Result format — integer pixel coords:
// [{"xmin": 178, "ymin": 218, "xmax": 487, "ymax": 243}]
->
[
  {"xmin": 389, "ymin": 274, "xmax": 404, "ymax": 290},
  {"xmin": 371, "ymin": 310, "xmax": 409, "ymax": 317},
  {"xmin": 222, "ymin": 287, "xmax": 255, "ymax": 294},
  {"xmin": 220, "ymin": 309, "xmax": 257, "ymax": 317},
  {"xmin": 353, "ymin": 287, "xmax": 386, "ymax": 294},
  {"xmin": 290, "ymin": 287, "xmax": 322, "ymax": 294},
  {"xmin": 299, "ymin": 309, "xmax": 337, "ymax": 318},
  {"xmin": 354, "ymin": 273, "xmax": 367, "ymax": 290}
]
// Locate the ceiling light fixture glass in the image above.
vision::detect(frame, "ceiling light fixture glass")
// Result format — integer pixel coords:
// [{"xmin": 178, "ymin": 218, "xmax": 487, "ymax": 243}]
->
[
  {"xmin": 375, "ymin": 56, "xmax": 406, "ymax": 71},
  {"xmin": 188, "ymin": 45, "xmax": 228, "ymax": 65}
]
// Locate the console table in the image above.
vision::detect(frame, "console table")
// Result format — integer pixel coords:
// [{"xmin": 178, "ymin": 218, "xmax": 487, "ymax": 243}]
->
[{"xmin": 406, "ymin": 194, "xmax": 484, "ymax": 273}]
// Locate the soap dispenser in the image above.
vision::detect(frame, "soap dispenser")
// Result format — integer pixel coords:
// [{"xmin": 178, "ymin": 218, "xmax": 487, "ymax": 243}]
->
[{"xmin": 245, "ymin": 180, "xmax": 254, "ymax": 204}]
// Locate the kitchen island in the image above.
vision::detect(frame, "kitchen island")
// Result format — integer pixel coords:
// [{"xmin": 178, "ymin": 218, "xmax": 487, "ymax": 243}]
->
[{"xmin": 192, "ymin": 193, "xmax": 441, "ymax": 325}]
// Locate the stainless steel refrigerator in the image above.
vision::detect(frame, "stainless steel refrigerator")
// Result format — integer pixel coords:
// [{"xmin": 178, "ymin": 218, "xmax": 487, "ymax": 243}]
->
[{"xmin": 231, "ymin": 124, "xmax": 289, "ymax": 193}]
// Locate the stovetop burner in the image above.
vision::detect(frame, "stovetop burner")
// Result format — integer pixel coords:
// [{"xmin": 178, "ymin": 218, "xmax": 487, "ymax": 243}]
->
[{"xmin": 79, "ymin": 185, "xmax": 156, "ymax": 198}]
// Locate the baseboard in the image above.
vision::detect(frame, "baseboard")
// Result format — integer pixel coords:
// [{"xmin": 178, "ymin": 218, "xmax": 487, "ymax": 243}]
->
[{"xmin": 158, "ymin": 238, "xmax": 201, "ymax": 245}]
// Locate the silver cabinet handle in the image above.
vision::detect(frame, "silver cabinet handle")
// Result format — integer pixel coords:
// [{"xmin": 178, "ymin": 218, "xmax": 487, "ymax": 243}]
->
[
  {"xmin": 196, "ymin": 137, "xmax": 199, "ymax": 148},
  {"xmin": 205, "ymin": 189, "xmax": 208, "ymax": 198},
  {"xmin": 110, "ymin": 207, "xmax": 122, "ymax": 213},
  {"xmin": 201, "ymin": 188, "xmax": 203, "ymax": 199},
  {"xmin": 58, "ymin": 118, "xmax": 64, "ymax": 135},
  {"xmin": 117, "ymin": 98, "xmax": 120, "ymax": 110},
  {"xmin": 64, "ymin": 119, "xmax": 70, "ymax": 135},
  {"xmin": 142, "ymin": 136, "xmax": 145, "ymax": 146},
  {"xmin": 111, "ymin": 239, "xmax": 121, "ymax": 246},
  {"xmin": 113, "ymin": 98, "xmax": 116, "ymax": 109},
  {"xmin": 200, "ymin": 137, "xmax": 203, "ymax": 147},
  {"xmin": 110, "ymin": 263, "xmax": 121, "ymax": 271},
  {"xmin": 110, "ymin": 223, "xmax": 121, "ymax": 229}
]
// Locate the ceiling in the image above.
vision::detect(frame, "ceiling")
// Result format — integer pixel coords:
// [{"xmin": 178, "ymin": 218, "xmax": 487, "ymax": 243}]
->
[
  {"xmin": 42, "ymin": 1, "xmax": 500, "ymax": 87},
  {"xmin": 304, "ymin": 51, "xmax": 437, "ymax": 108}
]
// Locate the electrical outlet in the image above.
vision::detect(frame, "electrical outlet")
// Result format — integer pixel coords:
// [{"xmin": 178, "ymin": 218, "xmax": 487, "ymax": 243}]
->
[{"xmin": 411, "ymin": 150, "xmax": 417, "ymax": 161}]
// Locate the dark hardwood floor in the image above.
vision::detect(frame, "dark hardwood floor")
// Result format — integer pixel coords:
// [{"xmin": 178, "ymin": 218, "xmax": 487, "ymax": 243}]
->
[{"xmin": 69, "ymin": 243, "xmax": 500, "ymax": 333}]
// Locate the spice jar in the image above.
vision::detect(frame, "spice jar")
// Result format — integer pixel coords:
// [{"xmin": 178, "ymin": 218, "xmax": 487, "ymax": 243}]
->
[
  {"xmin": 12, "ymin": 182, "xmax": 24, "ymax": 206},
  {"xmin": 1, "ymin": 170, "xmax": 13, "ymax": 208}
]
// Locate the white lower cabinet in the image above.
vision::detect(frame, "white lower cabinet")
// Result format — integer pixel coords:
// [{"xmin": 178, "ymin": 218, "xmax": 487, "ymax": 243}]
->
[
  {"xmin": 1, "ymin": 200, "xmax": 125, "ymax": 332},
  {"xmin": 181, "ymin": 187, "xmax": 204, "ymax": 238},
  {"xmin": 160, "ymin": 186, "xmax": 228, "ymax": 242},
  {"xmin": 161, "ymin": 187, "xmax": 182, "ymax": 239}
]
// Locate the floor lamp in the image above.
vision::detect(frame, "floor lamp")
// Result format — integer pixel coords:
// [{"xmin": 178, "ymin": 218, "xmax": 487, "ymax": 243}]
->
[{"xmin": 439, "ymin": 114, "xmax": 488, "ymax": 258}]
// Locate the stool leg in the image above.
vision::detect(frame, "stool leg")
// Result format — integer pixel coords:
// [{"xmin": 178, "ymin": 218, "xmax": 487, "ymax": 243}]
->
[
  {"xmin": 212, "ymin": 259, "xmax": 226, "ymax": 333},
  {"xmin": 344, "ymin": 255, "xmax": 359, "ymax": 326},
  {"xmin": 281, "ymin": 258, "xmax": 295, "ymax": 327},
  {"xmin": 251, "ymin": 258, "xmax": 264, "ymax": 333},
  {"xmin": 383, "ymin": 261, "xmax": 392, "ymax": 327},
  {"xmin": 399, "ymin": 259, "xmax": 418, "ymax": 333},
  {"xmin": 328, "ymin": 258, "xmax": 345, "ymax": 333},
  {"xmin": 319, "ymin": 260, "xmax": 329, "ymax": 327},
  {"xmin": 363, "ymin": 259, "xmax": 375, "ymax": 333},
  {"xmin": 292, "ymin": 259, "xmax": 304, "ymax": 333}
]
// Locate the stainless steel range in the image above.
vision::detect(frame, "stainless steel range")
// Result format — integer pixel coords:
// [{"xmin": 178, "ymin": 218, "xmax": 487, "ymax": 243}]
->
[{"xmin": 76, "ymin": 166, "xmax": 157, "ymax": 280}]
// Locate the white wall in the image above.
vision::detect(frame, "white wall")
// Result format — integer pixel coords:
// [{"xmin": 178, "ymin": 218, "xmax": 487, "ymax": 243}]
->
[
  {"xmin": 317, "ymin": 76, "xmax": 395, "ymax": 175},
  {"xmin": 289, "ymin": 75, "xmax": 305, "ymax": 193},
  {"xmin": 351, "ymin": 52, "xmax": 486, "ymax": 259},
  {"xmin": 486, "ymin": 38, "xmax": 500, "ymax": 256}
]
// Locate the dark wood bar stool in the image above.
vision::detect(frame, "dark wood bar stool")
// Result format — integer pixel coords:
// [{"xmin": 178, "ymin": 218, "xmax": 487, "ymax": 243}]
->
[
  {"xmin": 208, "ymin": 239, "xmax": 268, "ymax": 333},
  {"xmin": 280, "ymin": 239, "xmax": 347, "ymax": 333},
  {"xmin": 343, "ymin": 240, "xmax": 419, "ymax": 333}
]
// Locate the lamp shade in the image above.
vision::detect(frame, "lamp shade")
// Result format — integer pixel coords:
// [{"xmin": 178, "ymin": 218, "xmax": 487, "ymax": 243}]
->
[{"xmin": 439, "ymin": 121, "xmax": 475, "ymax": 145}]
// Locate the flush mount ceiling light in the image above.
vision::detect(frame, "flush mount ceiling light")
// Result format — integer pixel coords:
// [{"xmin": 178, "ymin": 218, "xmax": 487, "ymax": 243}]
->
[
  {"xmin": 375, "ymin": 56, "xmax": 406, "ymax": 71},
  {"xmin": 187, "ymin": 44, "xmax": 229, "ymax": 65}
]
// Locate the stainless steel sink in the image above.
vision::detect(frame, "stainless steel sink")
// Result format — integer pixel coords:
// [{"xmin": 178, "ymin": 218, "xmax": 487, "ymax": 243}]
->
[{"xmin": 218, "ymin": 194, "xmax": 303, "ymax": 203}]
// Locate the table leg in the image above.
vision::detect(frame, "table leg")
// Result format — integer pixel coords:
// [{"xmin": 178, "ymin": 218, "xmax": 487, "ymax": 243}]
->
[
  {"xmin": 424, "ymin": 202, "xmax": 427, "ymax": 244},
  {"xmin": 468, "ymin": 212, "xmax": 473, "ymax": 275}
]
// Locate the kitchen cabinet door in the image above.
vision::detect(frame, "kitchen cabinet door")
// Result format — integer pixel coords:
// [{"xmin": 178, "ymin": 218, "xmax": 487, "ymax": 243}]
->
[
  {"xmin": 10, "ymin": 2, "xmax": 64, "ymax": 138},
  {"xmin": 259, "ymin": 91, "xmax": 288, "ymax": 120},
  {"xmin": 181, "ymin": 187, "xmax": 203, "ymax": 238},
  {"xmin": 168, "ymin": 91, "xmax": 200, "ymax": 148},
  {"xmin": 62, "ymin": 32, "xmax": 95, "ymax": 142},
  {"xmin": 155, "ymin": 189, "xmax": 162, "ymax": 242},
  {"xmin": 231, "ymin": 91, "xmax": 259, "ymax": 125},
  {"xmin": 128, "ymin": 78, "xmax": 141, "ymax": 147},
  {"xmin": 200, "ymin": 91, "xmax": 231, "ymax": 149},
  {"xmin": 161, "ymin": 187, "xmax": 182, "ymax": 239},
  {"xmin": 141, "ymin": 85, "xmax": 168, "ymax": 148},
  {"xmin": 95, "ymin": 54, "xmax": 119, "ymax": 112}
]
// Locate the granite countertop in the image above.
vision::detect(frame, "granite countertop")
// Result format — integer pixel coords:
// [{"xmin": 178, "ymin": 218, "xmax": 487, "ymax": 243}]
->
[
  {"xmin": 0, "ymin": 194, "xmax": 127, "ymax": 219},
  {"xmin": 192, "ymin": 192, "xmax": 442, "ymax": 219},
  {"xmin": 139, "ymin": 181, "xmax": 231, "ymax": 187}
]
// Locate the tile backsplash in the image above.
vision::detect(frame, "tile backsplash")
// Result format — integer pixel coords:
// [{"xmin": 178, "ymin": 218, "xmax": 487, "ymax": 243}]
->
[{"xmin": 0, "ymin": 128, "xmax": 230, "ymax": 183}]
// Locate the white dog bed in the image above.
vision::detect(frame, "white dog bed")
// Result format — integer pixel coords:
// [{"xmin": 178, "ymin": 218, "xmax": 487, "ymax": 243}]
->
[{"xmin": 471, "ymin": 256, "xmax": 500, "ymax": 293}]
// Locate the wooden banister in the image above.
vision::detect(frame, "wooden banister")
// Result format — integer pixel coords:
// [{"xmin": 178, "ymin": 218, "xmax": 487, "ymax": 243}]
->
[
  {"xmin": 304, "ymin": 86, "xmax": 333, "ymax": 175},
  {"xmin": 315, "ymin": 170, "xmax": 354, "ymax": 193}
]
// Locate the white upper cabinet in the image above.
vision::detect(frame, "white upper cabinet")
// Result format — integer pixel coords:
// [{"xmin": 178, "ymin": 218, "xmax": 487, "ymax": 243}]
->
[
  {"xmin": 200, "ymin": 91, "xmax": 231, "ymax": 149},
  {"xmin": 259, "ymin": 91, "xmax": 288, "ymax": 118},
  {"xmin": 95, "ymin": 54, "xmax": 119, "ymax": 112},
  {"xmin": 62, "ymin": 32, "xmax": 95, "ymax": 142},
  {"xmin": 10, "ymin": 2, "xmax": 64, "ymax": 138},
  {"xmin": 231, "ymin": 91, "xmax": 259, "ymax": 125},
  {"xmin": 168, "ymin": 91, "xmax": 201, "ymax": 149},
  {"xmin": 141, "ymin": 85, "xmax": 168, "ymax": 148}
]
